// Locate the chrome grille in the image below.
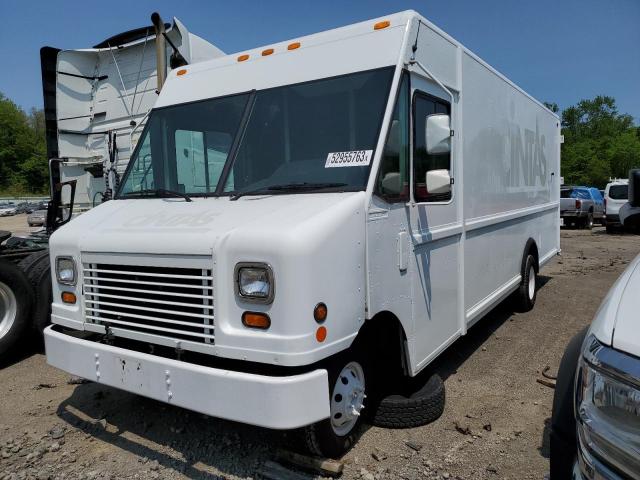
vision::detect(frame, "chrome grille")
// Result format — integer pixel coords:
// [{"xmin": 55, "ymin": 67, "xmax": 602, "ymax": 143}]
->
[{"xmin": 83, "ymin": 263, "xmax": 214, "ymax": 343}]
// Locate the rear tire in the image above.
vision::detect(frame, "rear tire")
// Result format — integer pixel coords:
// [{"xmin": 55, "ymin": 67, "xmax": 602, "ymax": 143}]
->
[
  {"xmin": 585, "ymin": 212, "xmax": 593, "ymax": 230},
  {"xmin": 515, "ymin": 254, "xmax": 537, "ymax": 312},
  {"xmin": 17, "ymin": 250, "xmax": 52, "ymax": 339},
  {"xmin": 0, "ymin": 260, "xmax": 34, "ymax": 363},
  {"xmin": 300, "ymin": 353, "xmax": 370, "ymax": 458}
]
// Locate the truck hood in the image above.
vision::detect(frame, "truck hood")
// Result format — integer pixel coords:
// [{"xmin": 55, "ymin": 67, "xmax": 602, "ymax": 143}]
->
[
  {"xmin": 50, "ymin": 192, "xmax": 365, "ymax": 256},
  {"xmin": 589, "ymin": 253, "xmax": 640, "ymax": 358}
]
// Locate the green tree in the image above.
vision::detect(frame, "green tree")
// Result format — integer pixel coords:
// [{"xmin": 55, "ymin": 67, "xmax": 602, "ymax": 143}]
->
[
  {"xmin": 0, "ymin": 92, "xmax": 48, "ymax": 194},
  {"xmin": 559, "ymin": 96, "xmax": 639, "ymax": 187}
]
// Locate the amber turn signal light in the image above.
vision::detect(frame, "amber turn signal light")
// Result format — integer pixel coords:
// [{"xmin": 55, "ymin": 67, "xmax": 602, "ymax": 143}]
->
[
  {"xmin": 314, "ymin": 303, "xmax": 327, "ymax": 323},
  {"xmin": 242, "ymin": 311, "xmax": 271, "ymax": 329},
  {"xmin": 316, "ymin": 326, "xmax": 327, "ymax": 343},
  {"xmin": 374, "ymin": 20, "xmax": 390, "ymax": 30},
  {"xmin": 61, "ymin": 292, "xmax": 76, "ymax": 304}
]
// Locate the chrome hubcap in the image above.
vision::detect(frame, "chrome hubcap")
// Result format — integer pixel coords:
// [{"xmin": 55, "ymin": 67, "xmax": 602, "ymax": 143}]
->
[
  {"xmin": 528, "ymin": 265, "xmax": 536, "ymax": 300},
  {"xmin": 330, "ymin": 361, "xmax": 366, "ymax": 436},
  {"xmin": 0, "ymin": 281, "xmax": 17, "ymax": 340}
]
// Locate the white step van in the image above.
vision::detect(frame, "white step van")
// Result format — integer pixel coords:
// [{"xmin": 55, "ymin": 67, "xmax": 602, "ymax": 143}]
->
[{"xmin": 45, "ymin": 10, "xmax": 561, "ymax": 456}]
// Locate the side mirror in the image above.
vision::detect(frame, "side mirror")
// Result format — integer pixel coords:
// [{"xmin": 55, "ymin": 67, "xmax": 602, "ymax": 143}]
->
[
  {"xmin": 425, "ymin": 114, "xmax": 451, "ymax": 155},
  {"xmin": 426, "ymin": 169, "xmax": 451, "ymax": 195},
  {"xmin": 46, "ymin": 180, "xmax": 76, "ymax": 234}
]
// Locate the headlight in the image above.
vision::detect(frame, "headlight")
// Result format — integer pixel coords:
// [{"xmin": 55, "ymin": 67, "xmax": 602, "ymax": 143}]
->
[
  {"xmin": 55, "ymin": 257, "xmax": 76, "ymax": 285},
  {"xmin": 576, "ymin": 335, "xmax": 640, "ymax": 477},
  {"xmin": 235, "ymin": 263, "xmax": 274, "ymax": 303}
]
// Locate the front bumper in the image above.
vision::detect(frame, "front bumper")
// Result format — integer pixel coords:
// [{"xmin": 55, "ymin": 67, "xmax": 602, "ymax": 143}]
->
[
  {"xmin": 573, "ymin": 438, "xmax": 625, "ymax": 480},
  {"xmin": 44, "ymin": 326, "xmax": 330, "ymax": 430},
  {"xmin": 605, "ymin": 214, "xmax": 620, "ymax": 225}
]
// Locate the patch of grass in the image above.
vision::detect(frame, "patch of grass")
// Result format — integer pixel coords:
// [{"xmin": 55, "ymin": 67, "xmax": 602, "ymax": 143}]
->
[{"xmin": 0, "ymin": 186, "xmax": 48, "ymax": 199}]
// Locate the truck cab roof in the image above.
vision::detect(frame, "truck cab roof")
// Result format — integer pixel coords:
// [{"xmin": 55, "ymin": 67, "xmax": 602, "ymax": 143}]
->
[{"xmin": 156, "ymin": 11, "xmax": 417, "ymax": 110}]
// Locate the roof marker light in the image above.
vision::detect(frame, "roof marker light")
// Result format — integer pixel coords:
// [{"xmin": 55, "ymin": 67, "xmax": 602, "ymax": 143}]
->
[
  {"xmin": 287, "ymin": 42, "xmax": 301, "ymax": 50},
  {"xmin": 237, "ymin": 54, "xmax": 250, "ymax": 62},
  {"xmin": 176, "ymin": 69, "xmax": 187, "ymax": 76},
  {"xmin": 374, "ymin": 20, "xmax": 390, "ymax": 30},
  {"xmin": 262, "ymin": 48, "xmax": 274, "ymax": 56}
]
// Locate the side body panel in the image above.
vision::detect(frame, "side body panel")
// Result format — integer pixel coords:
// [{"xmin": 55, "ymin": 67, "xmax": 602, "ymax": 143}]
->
[{"xmin": 460, "ymin": 50, "xmax": 560, "ymax": 326}]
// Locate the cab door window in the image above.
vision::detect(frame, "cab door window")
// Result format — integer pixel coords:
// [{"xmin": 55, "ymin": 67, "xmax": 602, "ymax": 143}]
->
[{"xmin": 413, "ymin": 93, "xmax": 451, "ymax": 202}]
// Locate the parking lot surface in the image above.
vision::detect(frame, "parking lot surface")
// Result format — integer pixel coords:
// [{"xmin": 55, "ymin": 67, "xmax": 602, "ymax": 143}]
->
[
  {"xmin": 0, "ymin": 213, "xmax": 42, "ymax": 237},
  {"xmin": 1, "ymin": 225, "xmax": 639, "ymax": 480}
]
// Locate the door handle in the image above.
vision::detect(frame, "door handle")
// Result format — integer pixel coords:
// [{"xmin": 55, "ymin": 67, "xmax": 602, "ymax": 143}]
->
[{"xmin": 397, "ymin": 231, "xmax": 408, "ymax": 272}]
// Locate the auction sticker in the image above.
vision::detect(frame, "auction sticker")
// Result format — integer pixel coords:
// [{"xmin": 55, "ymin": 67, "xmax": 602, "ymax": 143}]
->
[{"xmin": 325, "ymin": 150, "xmax": 373, "ymax": 168}]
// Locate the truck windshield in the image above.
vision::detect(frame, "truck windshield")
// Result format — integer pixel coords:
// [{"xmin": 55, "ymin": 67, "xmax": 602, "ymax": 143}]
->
[{"xmin": 118, "ymin": 67, "xmax": 394, "ymax": 198}]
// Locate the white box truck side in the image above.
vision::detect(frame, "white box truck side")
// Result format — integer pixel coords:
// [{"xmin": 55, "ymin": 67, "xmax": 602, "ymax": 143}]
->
[
  {"xmin": 44, "ymin": 11, "xmax": 560, "ymax": 457},
  {"xmin": 367, "ymin": 17, "xmax": 560, "ymax": 375}
]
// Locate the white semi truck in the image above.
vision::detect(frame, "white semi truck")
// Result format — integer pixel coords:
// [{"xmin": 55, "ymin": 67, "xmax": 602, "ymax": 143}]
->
[
  {"xmin": 41, "ymin": 14, "xmax": 224, "ymax": 211},
  {"xmin": 0, "ymin": 13, "xmax": 223, "ymax": 362},
  {"xmin": 44, "ymin": 10, "xmax": 561, "ymax": 457}
]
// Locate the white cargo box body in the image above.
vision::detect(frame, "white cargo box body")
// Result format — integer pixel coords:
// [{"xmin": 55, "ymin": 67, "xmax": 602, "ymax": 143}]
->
[{"xmin": 46, "ymin": 10, "xmax": 560, "ymax": 429}]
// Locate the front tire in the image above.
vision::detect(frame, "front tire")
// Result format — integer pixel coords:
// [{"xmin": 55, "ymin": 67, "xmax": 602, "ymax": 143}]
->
[
  {"xmin": 550, "ymin": 327, "xmax": 588, "ymax": 479},
  {"xmin": 302, "ymin": 356, "xmax": 369, "ymax": 458}
]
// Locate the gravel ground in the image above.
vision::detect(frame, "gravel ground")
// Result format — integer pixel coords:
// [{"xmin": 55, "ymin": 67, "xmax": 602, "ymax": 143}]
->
[{"xmin": 1, "ymin": 225, "xmax": 639, "ymax": 480}]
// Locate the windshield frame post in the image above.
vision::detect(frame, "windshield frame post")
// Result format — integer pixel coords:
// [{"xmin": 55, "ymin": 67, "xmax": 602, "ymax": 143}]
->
[
  {"xmin": 364, "ymin": 30, "xmax": 413, "ymax": 200},
  {"xmin": 214, "ymin": 90, "xmax": 257, "ymax": 196}
]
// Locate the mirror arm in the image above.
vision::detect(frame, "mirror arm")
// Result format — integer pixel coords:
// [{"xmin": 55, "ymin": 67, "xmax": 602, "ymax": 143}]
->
[{"xmin": 409, "ymin": 59, "xmax": 455, "ymax": 105}]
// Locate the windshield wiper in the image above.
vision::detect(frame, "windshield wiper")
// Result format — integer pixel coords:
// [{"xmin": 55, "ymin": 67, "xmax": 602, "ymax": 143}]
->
[
  {"xmin": 122, "ymin": 188, "xmax": 193, "ymax": 202},
  {"xmin": 230, "ymin": 182, "xmax": 348, "ymax": 200}
]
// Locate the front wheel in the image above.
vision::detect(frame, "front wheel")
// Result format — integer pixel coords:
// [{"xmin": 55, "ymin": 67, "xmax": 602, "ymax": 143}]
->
[{"xmin": 301, "ymin": 357, "xmax": 369, "ymax": 458}]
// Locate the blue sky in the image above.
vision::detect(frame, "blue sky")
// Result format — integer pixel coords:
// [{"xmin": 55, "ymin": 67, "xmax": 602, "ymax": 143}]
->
[{"xmin": 1, "ymin": 0, "xmax": 638, "ymax": 121}]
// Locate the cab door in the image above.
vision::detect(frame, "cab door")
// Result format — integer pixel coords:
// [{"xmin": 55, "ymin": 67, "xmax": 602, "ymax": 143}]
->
[
  {"xmin": 408, "ymin": 76, "xmax": 462, "ymax": 372},
  {"xmin": 366, "ymin": 72, "xmax": 413, "ymax": 348}
]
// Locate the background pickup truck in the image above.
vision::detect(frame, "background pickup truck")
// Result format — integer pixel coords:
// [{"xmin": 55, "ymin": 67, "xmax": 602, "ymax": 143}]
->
[{"xmin": 560, "ymin": 186, "xmax": 605, "ymax": 229}]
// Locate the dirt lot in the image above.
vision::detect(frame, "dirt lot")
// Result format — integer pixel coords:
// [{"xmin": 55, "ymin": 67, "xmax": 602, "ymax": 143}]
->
[
  {"xmin": 0, "ymin": 214, "xmax": 42, "ymax": 237},
  {"xmin": 1, "ymin": 225, "xmax": 639, "ymax": 480}
]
